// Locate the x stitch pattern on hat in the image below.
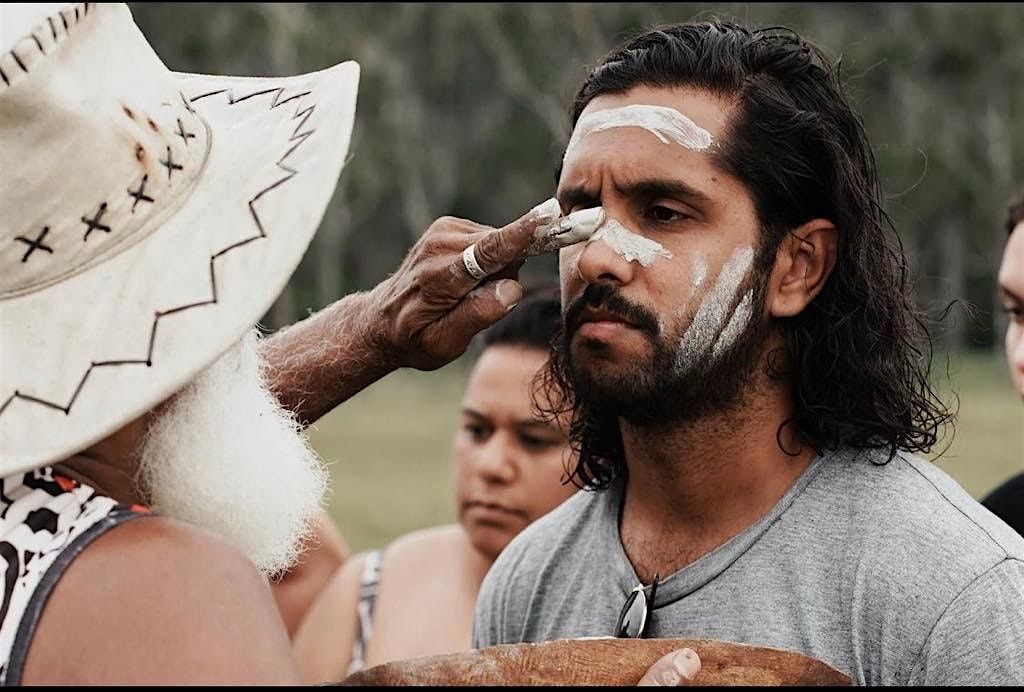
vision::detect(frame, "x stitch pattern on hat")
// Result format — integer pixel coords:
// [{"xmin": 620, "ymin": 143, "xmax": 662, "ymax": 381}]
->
[
  {"xmin": 0, "ymin": 85, "xmax": 320, "ymax": 420},
  {"xmin": 1, "ymin": 3, "xmax": 213, "ymax": 302}
]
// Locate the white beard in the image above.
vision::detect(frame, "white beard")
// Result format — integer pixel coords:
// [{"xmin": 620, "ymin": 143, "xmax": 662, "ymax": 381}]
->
[{"xmin": 136, "ymin": 330, "xmax": 327, "ymax": 577}]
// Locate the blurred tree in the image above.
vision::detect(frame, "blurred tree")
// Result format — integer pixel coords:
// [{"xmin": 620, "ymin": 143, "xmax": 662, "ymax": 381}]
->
[{"xmin": 130, "ymin": 2, "xmax": 1024, "ymax": 349}]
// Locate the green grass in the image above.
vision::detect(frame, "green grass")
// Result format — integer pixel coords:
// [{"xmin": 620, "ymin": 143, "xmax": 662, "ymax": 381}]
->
[
  {"xmin": 311, "ymin": 352, "xmax": 1023, "ymax": 554},
  {"xmin": 309, "ymin": 360, "xmax": 470, "ymax": 554},
  {"xmin": 930, "ymin": 352, "xmax": 1024, "ymax": 499}
]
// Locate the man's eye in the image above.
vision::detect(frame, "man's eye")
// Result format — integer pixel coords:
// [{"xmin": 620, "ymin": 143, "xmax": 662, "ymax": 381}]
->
[{"xmin": 646, "ymin": 205, "xmax": 688, "ymax": 223}]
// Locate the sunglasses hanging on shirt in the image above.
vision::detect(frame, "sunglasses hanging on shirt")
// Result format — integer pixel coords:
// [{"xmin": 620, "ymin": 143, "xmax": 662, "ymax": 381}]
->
[{"xmin": 614, "ymin": 573, "xmax": 660, "ymax": 639}]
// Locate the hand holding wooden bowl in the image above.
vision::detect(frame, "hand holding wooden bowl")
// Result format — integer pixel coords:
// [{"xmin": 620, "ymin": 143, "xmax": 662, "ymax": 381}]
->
[{"xmin": 337, "ymin": 637, "xmax": 851, "ymax": 686}]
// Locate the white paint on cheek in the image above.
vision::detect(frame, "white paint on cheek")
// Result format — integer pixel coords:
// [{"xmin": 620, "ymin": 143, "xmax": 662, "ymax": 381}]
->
[
  {"xmin": 711, "ymin": 288, "xmax": 754, "ymax": 360},
  {"xmin": 564, "ymin": 104, "xmax": 715, "ymax": 161},
  {"xmin": 692, "ymin": 255, "xmax": 708, "ymax": 291},
  {"xmin": 675, "ymin": 245, "xmax": 754, "ymax": 374},
  {"xmin": 588, "ymin": 218, "xmax": 672, "ymax": 267}
]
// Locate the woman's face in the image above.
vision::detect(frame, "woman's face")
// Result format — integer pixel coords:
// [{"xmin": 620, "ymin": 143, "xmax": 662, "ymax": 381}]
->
[
  {"xmin": 453, "ymin": 345, "xmax": 577, "ymax": 560},
  {"xmin": 999, "ymin": 222, "xmax": 1024, "ymax": 399}
]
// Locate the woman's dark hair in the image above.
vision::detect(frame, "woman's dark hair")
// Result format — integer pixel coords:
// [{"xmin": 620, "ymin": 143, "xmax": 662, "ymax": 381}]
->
[
  {"xmin": 1006, "ymin": 188, "xmax": 1024, "ymax": 237},
  {"xmin": 541, "ymin": 21, "xmax": 954, "ymax": 489},
  {"xmin": 480, "ymin": 287, "xmax": 561, "ymax": 353}
]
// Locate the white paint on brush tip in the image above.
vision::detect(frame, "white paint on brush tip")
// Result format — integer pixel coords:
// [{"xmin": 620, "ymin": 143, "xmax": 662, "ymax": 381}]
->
[
  {"xmin": 530, "ymin": 197, "xmax": 561, "ymax": 224},
  {"xmin": 528, "ymin": 206, "xmax": 606, "ymax": 255},
  {"xmin": 588, "ymin": 218, "xmax": 672, "ymax": 267},
  {"xmin": 564, "ymin": 104, "xmax": 715, "ymax": 160}
]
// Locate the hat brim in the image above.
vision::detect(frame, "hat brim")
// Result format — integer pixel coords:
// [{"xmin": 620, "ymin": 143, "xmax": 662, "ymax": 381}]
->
[{"xmin": 0, "ymin": 61, "xmax": 359, "ymax": 475}]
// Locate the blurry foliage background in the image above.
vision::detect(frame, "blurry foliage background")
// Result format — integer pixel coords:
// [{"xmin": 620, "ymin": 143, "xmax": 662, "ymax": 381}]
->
[
  {"xmin": 129, "ymin": 3, "xmax": 1024, "ymax": 550},
  {"xmin": 133, "ymin": 2, "xmax": 1024, "ymax": 348}
]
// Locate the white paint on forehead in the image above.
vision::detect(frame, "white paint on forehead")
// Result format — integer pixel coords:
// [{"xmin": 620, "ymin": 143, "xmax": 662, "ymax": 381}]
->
[
  {"xmin": 674, "ymin": 245, "xmax": 754, "ymax": 374},
  {"xmin": 711, "ymin": 288, "xmax": 754, "ymax": 360},
  {"xmin": 588, "ymin": 218, "xmax": 672, "ymax": 267},
  {"xmin": 564, "ymin": 104, "xmax": 715, "ymax": 160}
]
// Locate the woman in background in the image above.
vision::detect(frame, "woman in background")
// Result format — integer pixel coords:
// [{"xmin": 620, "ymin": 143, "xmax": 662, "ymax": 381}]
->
[
  {"xmin": 293, "ymin": 291, "xmax": 578, "ymax": 683},
  {"xmin": 982, "ymin": 188, "xmax": 1024, "ymax": 537}
]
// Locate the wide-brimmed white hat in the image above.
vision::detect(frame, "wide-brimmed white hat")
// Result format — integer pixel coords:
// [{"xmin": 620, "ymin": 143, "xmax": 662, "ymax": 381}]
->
[{"xmin": 0, "ymin": 3, "xmax": 360, "ymax": 476}]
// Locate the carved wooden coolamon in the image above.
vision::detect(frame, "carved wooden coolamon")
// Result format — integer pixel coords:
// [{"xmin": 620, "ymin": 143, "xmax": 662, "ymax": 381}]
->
[{"xmin": 338, "ymin": 637, "xmax": 852, "ymax": 686}]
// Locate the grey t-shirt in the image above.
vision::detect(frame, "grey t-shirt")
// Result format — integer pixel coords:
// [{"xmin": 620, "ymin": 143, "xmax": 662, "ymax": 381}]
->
[{"xmin": 473, "ymin": 448, "xmax": 1024, "ymax": 685}]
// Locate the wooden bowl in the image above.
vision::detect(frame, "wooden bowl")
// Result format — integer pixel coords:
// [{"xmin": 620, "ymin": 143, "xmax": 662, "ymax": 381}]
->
[{"xmin": 337, "ymin": 637, "xmax": 851, "ymax": 686}]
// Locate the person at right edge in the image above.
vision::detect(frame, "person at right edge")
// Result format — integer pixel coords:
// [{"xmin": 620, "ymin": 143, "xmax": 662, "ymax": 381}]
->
[
  {"xmin": 472, "ymin": 21, "xmax": 1024, "ymax": 686},
  {"xmin": 982, "ymin": 189, "xmax": 1024, "ymax": 538}
]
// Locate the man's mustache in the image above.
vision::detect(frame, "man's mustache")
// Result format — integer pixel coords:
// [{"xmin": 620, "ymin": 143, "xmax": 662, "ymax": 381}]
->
[{"xmin": 564, "ymin": 283, "xmax": 661, "ymax": 338}]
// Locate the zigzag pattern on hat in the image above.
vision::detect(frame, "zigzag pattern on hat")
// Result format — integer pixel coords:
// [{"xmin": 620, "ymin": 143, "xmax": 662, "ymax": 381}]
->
[{"xmin": 0, "ymin": 86, "xmax": 318, "ymax": 419}]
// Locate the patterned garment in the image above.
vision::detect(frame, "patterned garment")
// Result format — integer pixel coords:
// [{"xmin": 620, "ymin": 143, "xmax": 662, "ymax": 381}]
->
[
  {"xmin": 346, "ymin": 549, "xmax": 383, "ymax": 676},
  {"xmin": 0, "ymin": 466, "xmax": 150, "ymax": 685}
]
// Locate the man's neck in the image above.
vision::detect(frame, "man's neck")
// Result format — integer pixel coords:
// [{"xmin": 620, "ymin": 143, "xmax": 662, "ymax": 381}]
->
[
  {"xmin": 617, "ymin": 380, "xmax": 816, "ymax": 583},
  {"xmin": 51, "ymin": 415, "xmax": 149, "ymax": 507}
]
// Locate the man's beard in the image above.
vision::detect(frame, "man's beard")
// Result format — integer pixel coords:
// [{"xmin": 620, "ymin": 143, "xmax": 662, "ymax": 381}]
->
[
  {"xmin": 135, "ymin": 329, "xmax": 327, "ymax": 577},
  {"xmin": 562, "ymin": 276, "xmax": 769, "ymax": 427}
]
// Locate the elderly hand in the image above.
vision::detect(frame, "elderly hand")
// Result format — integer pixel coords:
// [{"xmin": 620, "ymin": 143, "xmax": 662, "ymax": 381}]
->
[
  {"xmin": 362, "ymin": 208, "xmax": 551, "ymax": 371},
  {"xmin": 637, "ymin": 648, "xmax": 702, "ymax": 686},
  {"xmin": 262, "ymin": 204, "xmax": 573, "ymax": 426}
]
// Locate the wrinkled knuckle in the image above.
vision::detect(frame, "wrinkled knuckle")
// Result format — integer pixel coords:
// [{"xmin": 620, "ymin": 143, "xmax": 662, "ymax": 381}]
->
[
  {"xmin": 474, "ymin": 237, "xmax": 505, "ymax": 269},
  {"xmin": 431, "ymin": 215, "xmax": 460, "ymax": 232}
]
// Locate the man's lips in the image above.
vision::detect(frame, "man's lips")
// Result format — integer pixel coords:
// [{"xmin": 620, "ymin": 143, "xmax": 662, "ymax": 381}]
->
[
  {"xmin": 576, "ymin": 307, "xmax": 638, "ymax": 329},
  {"xmin": 573, "ymin": 306, "xmax": 641, "ymax": 338}
]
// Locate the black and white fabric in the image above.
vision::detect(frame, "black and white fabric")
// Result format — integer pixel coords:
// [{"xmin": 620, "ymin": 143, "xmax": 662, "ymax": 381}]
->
[{"xmin": 0, "ymin": 467, "xmax": 149, "ymax": 685}]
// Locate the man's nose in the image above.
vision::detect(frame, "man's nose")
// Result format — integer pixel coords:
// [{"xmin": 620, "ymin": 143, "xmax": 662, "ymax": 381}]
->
[{"xmin": 575, "ymin": 230, "xmax": 637, "ymax": 287}]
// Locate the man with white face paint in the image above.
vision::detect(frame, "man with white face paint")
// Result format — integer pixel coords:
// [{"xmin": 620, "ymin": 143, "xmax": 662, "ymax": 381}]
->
[{"xmin": 474, "ymin": 21, "xmax": 1024, "ymax": 686}]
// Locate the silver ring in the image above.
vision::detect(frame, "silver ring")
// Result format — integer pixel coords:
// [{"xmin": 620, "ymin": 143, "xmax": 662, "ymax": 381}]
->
[{"xmin": 461, "ymin": 243, "xmax": 487, "ymax": 281}]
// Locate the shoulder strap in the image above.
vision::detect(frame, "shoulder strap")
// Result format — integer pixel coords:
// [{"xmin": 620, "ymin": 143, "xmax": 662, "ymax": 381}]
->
[{"xmin": 347, "ymin": 549, "xmax": 383, "ymax": 675}]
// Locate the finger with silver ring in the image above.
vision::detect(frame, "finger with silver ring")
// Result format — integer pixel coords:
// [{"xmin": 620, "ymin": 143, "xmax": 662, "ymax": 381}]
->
[{"xmin": 462, "ymin": 243, "xmax": 488, "ymax": 281}]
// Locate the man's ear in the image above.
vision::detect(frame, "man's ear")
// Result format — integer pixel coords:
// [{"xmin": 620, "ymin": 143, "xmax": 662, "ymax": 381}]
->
[{"xmin": 766, "ymin": 219, "xmax": 837, "ymax": 318}]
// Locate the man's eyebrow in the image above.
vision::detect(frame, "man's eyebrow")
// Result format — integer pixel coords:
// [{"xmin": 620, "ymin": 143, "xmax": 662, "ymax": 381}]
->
[
  {"xmin": 612, "ymin": 178, "xmax": 713, "ymax": 205},
  {"xmin": 555, "ymin": 185, "xmax": 599, "ymax": 210},
  {"xmin": 556, "ymin": 178, "xmax": 713, "ymax": 210}
]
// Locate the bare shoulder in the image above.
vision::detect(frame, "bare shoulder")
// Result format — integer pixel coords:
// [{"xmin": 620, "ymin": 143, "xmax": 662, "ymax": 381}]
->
[
  {"xmin": 21, "ymin": 516, "xmax": 298, "ymax": 685},
  {"xmin": 292, "ymin": 549, "xmax": 368, "ymax": 684},
  {"xmin": 386, "ymin": 523, "xmax": 466, "ymax": 563}
]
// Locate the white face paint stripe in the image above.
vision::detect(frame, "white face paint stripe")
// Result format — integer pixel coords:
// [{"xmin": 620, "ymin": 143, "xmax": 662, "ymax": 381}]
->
[
  {"xmin": 675, "ymin": 245, "xmax": 754, "ymax": 374},
  {"xmin": 711, "ymin": 288, "xmax": 754, "ymax": 360},
  {"xmin": 692, "ymin": 255, "xmax": 708, "ymax": 291},
  {"xmin": 587, "ymin": 218, "xmax": 672, "ymax": 267},
  {"xmin": 564, "ymin": 104, "xmax": 715, "ymax": 160}
]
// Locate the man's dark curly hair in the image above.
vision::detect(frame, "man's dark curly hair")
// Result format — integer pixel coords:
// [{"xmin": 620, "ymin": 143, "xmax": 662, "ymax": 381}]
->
[{"xmin": 539, "ymin": 21, "xmax": 955, "ymax": 489}]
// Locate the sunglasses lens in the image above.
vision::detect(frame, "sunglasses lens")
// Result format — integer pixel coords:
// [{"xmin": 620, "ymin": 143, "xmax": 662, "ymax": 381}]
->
[{"xmin": 614, "ymin": 590, "xmax": 647, "ymax": 638}]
